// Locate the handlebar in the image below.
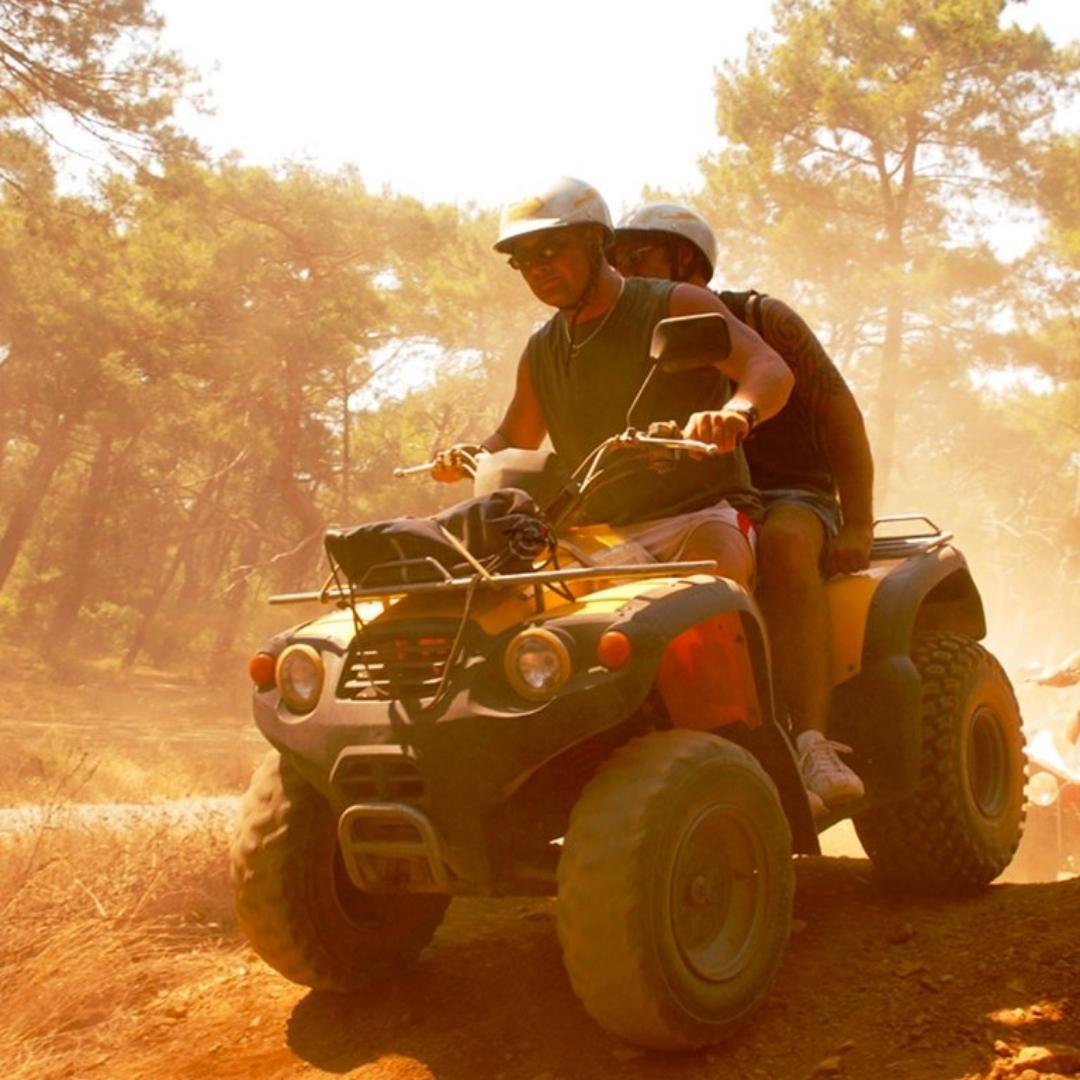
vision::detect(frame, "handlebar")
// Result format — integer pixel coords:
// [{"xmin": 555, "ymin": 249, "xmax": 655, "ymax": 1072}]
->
[
  {"xmin": 393, "ymin": 428, "xmax": 722, "ymax": 482},
  {"xmin": 618, "ymin": 432, "xmax": 722, "ymax": 457},
  {"xmin": 392, "ymin": 461, "xmax": 443, "ymax": 478},
  {"xmin": 393, "ymin": 444, "xmax": 484, "ymax": 480}
]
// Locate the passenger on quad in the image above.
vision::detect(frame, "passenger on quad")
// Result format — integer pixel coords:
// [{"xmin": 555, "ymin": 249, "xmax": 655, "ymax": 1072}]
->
[
  {"xmin": 433, "ymin": 176, "xmax": 793, "ymax": 591},
  {"xmin": 612, "ymin": 202, "xmax": 874, "ymax": 812},
  {"xmin": 231, "ymin": 180, "xmax": 1026, "ymax": 1051},
  {"xmin": 1028, "ymin": 649, "xmax": 1080, "ymax": 688}
]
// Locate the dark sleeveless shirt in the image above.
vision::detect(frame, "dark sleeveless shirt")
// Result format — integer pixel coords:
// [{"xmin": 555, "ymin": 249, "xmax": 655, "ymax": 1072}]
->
[
  {"xmin": 525, "ymin": 277, "xmax": 760, "ymax": 525},
  {"xmin": 718, "ymin": 289, "xmax": 836, "ymax": 498}
]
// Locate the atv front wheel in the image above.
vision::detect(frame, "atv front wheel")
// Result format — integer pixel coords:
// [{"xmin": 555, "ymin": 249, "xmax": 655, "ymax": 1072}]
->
[
  {"xmin": 854, "ymin": 632, "xmax": 1024, "ymax": 893},
  {"xmin": 556, "ymin": 730, "xmax": 794, "ymax": 1050},
  {"xmin": 230, "ymin": 750, "xmax": 449, "ymax": 991}
]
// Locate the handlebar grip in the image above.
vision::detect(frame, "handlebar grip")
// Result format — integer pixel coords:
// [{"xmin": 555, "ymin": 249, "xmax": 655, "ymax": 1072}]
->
[
  {"xmin": 679, "ymin": 438, "xmax": 722, "ymax": 456},
  {"xmin": 393, "ymin": 462, "xmax": 438, "ymax": 478}
]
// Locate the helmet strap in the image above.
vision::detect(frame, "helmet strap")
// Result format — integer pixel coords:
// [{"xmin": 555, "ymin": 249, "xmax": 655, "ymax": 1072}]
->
[
  {"xmin": 563, "ymin": 230, "xmax": 606, "ymax": 350},
  {"xmin": 670, "ymin": 237, "xmax": 696, "ymax": 283}
]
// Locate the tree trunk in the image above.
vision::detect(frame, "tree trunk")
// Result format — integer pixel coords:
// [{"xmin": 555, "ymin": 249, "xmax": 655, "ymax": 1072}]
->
[
  {"xmin": 42, "ymin": 434, "xmax": 114, "ymax": 653},
  {"xmin": 212, "ymin": 475, "xmax": 276, "ymax": 666},
  {"xmin": 268, "ymin": 351, "xmax": 326, "ymax": 589},
  {"xmin": 0, "ymin": 413, "xmax": 77, "ymax": 593},
  {"xmin": 875, "ymin": 295, "xmax": 903, "ymax": 503},
  {"xmin": 340, "ymin": 362, "xmax": 351, "ymax": 521},
  {"xmin": 872, "ymin": 132, "xmax": 916, "ymax": 507},
  {"xmin": 122, "ymin": 469, "xmax": 225, "ymax": 670}
]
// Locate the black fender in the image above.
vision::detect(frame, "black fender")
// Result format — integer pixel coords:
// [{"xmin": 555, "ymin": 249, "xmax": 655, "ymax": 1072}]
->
[
  {"xmin": 543, "ymin": 574, "xmax": 775, "ymax": 724},
  {"xmin": 830, "ymin": 544, "xmax": 986, "ymax": 808},
  {"xmin": 256, "ymin": 573, "xmax": 818, "ymax": 884},
  {"xmin": 537, "ymin": 574, "xmax": 818, "ymax": 855},
  {"xmin": 863, "ymin": 545, "xmax": 985, "ymax": 663}
]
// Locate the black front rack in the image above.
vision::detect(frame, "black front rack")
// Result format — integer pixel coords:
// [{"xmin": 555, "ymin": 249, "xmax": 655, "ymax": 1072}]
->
[
  {"xmin": 270, "ymin": 514, "xmax": 953, "ymax": 607},
  {"xmin": 269, "ymin": 558, "xmax": 719, "ymax": 606}
]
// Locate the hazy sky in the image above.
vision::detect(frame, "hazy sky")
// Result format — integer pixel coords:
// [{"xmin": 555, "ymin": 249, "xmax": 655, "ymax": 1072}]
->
[{"xmin": 155, "ymin": 0, "xmax": 1080, "ymax": 219}]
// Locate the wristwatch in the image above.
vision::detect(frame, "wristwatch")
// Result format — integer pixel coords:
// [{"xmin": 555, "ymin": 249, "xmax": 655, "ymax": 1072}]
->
[{"xmin": 722, "ymin": 401, "xmax": 759, "ymax": 435}]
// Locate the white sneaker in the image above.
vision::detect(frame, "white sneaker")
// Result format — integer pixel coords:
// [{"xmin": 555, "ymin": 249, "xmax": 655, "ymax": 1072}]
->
[{"xmin": 796, "ymin": 730, "xmax": 865, "ymax": 807}]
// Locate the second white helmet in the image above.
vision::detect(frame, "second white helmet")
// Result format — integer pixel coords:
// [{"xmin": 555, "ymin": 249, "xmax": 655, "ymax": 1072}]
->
[{"xmin": 615, "ymin": 202, "xmax": 717, "ymax": 277}]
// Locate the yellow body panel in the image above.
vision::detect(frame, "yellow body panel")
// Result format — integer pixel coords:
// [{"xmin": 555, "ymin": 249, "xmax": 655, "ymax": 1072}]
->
[{"xmin": 825, "ymin": 561, "xmax": 901, "ymax": 686}]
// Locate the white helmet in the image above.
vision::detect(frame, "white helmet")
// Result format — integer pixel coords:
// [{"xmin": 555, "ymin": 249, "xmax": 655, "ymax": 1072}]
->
[
  {"xmin": 615, "ymin": 202, "xmax": 717, "ymax": 277},
  {"xmin": 494, "ymin": 177, "xmax": 613, "ymax": 252}
]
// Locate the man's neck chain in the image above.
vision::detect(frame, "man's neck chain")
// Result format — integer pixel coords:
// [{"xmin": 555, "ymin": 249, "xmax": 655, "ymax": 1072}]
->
[{"xmin": 564, "ymin": 279, "xmax": 625, "ymax": 355}]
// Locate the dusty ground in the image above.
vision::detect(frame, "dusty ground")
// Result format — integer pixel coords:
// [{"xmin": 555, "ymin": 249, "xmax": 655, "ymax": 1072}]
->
[
  {"xmin": 2, "ymin": 655, "xmax": 1079, "ymax": 1080},
  {"xmin": 76, "ymin": 859, "xmax": 1080, "ymax": 1080}
]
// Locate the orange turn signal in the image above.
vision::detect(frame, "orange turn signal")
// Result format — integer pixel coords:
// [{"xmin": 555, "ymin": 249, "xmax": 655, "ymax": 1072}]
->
[
  {"xmin": 248, "ymin": 652, "xmax": 277, "ymax": 688},
  {"xmin": 597, "ymin": 630, "xmax": 632, "ymax": 670}
]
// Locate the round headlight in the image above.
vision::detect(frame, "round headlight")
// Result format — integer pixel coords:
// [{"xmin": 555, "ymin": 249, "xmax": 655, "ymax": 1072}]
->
[
  {"xmin": 276, "ymin": 644, "xmax": 325, "ymax": 714},
  {"xmin": 1028, "ymin": 770, "xmax": 1060, "ymax": 808},
  {"xmin": 505, "ymin": 628, "xmax": 571, "ymax": 701}
]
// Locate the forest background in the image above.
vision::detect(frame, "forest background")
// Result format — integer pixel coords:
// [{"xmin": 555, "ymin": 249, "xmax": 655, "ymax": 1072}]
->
[{"xmin": 0, "ymin": 0, "xmax": 1078, "ymax": 686}]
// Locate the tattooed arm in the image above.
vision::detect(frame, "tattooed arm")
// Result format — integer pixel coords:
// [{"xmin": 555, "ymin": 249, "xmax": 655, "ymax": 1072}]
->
[{"xmin": 757, "ymin": 296, "xmax": 875, "ymax": 575}]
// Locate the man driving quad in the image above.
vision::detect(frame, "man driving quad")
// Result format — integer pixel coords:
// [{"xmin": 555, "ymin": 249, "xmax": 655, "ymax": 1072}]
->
[
  {"xmin": 612, "ymin": 202, "xmax": 874, "ymax": 812},
  {"xmin": 434, "ymin": 176, "xmax": 794, "ymax": 592}
]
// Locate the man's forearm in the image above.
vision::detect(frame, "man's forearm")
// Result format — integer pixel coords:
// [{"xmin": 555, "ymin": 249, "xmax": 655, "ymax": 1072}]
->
[
  {"xmin": 726, "ymin": 349, "xmax": 794, "ymax": 422},
  {"xmin": 667, "ymin": 281, "xmax": 793, "ymax": 420},
  {"xmin": 481, "ymin": 430, "xmax": 511, "ymax": 453}
]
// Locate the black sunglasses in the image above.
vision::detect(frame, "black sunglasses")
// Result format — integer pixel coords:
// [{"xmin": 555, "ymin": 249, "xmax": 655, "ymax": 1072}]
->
[
  {"xmin": 612, "ymin": 240, "xmax": 666, "ymax": 272},
  {"xmin": 506, "ymin": 236, "xmax": 571, "ymax": 272}
]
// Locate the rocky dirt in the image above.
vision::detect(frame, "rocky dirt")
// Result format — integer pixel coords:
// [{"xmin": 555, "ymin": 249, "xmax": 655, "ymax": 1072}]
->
[
  {"xmin": 88, "ymin": 855, "xmax": 1080, "ymax": 1080},
  {"xmin": 5, "ymin": 663, "xmax": 1079, "ymax": 1079}
]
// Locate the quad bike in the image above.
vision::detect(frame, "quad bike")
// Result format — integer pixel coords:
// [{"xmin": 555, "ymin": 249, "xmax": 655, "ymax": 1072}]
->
[
  {"xmin": 230, "ymin": 314, "xmax": 1026, "ymax": 1050},
  {"xmin": 1010, "ymin": 712, "xmax": 1080, "ymax": 880}
]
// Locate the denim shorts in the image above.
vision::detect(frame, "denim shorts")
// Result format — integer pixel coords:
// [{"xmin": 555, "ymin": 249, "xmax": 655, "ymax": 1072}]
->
[{"xmin": 760, "ymin": 488, "xmax": 842, "ymax": 540}]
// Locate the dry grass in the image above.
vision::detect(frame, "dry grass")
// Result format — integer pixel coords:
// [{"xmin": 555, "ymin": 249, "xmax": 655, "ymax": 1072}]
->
[
  {"xmin": 0, "ymin": 639, "xmax": 261, "ymax": 806},
  {"xmin": 0, "ymin": 811, "xmax": 241, "ymax": 1079},
  {"xmin": 1, "ymin": 735, "xmax": 258, "ymax": 807},
  {"xmin": 0, "ymin": 643, "xmax": 261, "ymax": 1079}
]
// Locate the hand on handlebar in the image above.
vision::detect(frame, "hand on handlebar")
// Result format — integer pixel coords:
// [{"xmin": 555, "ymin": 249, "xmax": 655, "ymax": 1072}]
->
[
  {"xmin": 682, "ymin": 409, "xmax": 750, "ymax": 455},
  {"xmin": 430, "ymin": 444, "xmax": 484, "ymax": 484},
  {"xmin": 644, "ymin": 421, "xmax": 684, "ymax": 474}
]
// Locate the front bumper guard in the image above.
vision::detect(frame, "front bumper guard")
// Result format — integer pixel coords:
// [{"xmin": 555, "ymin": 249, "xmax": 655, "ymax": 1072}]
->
[{"xmin": 337, "ymin": 801, "xmax": 453, "ymax": 894}]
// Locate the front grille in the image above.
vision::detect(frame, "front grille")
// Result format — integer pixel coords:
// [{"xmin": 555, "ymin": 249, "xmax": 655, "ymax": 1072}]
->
[
  {"xmin": 338, "ymin": 628, "xmax": 456, "ymax": 701},
  {"xmin": 332, "ymin": 753, "xmax": 426, "ymax": 803}
]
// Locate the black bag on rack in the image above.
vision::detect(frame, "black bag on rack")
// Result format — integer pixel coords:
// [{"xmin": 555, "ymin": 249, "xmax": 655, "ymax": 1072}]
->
[{"xmin": 324, "ymin": 488, "xmax": 551, "ymax": 588}]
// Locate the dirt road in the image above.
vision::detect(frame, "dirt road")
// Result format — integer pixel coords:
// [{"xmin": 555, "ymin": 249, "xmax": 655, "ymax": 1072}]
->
[
  {"xmin": 6, "ymin": 660, "xmax": 1078, "ymax": 1079},
  {"xmin": 94, "ymin": 850, "xmax": 1079, "ymax": 1080}
]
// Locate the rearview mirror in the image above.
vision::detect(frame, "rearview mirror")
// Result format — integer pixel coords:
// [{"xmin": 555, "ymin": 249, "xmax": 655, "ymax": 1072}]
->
[{"xmin": 649, "ymin": 313, "xmax": 731, "ymax": 374}]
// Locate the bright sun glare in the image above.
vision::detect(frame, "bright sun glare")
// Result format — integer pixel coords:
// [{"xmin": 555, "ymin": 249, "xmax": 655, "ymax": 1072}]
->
[{"xmin": 153, "ymin": 0, "xmax": 1080, "ymax": 218}]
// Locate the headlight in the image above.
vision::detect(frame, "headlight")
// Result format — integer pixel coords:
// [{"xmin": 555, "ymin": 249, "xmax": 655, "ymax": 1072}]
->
[
  {"xmin": 276, "ymin": 644, "xmax": 325, "ymax": 714},
  {"xmin": 1028, "ymin": 770, "xmax": 1060, "ymax": 808},
  {"xmin": 504, "ymin": 628, "xmax": 571, "ymax": 701}
]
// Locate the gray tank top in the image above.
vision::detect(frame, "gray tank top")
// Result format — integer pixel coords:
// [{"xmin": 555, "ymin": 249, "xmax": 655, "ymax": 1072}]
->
[{"xmin": 525, "ymin": 277, "xmax": 760, "ymax": 525}]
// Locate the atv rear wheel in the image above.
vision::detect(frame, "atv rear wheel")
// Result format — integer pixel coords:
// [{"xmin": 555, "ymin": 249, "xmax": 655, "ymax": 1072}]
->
[
  {"xmin": 230, "ymin": 750, "xmax": 449, "ymax": 991},
  {"xmin": 556, "ymin": 730, "xmax": 794, "ymax": 1050},
  {"xmin": 854, "ymin": 632, "xmax": 1024, "ymax": 893}
]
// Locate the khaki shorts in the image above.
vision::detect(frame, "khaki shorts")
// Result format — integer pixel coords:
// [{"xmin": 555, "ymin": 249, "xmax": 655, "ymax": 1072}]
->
[{"xmin": 566, "ymin": 502, "xmax": 757, "ymax": 587}]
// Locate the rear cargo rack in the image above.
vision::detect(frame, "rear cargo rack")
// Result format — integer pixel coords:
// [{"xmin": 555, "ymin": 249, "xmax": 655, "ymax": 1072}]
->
[{"xmin": 870, "ymin": 514, "xmax": 953, "ymax": 561}]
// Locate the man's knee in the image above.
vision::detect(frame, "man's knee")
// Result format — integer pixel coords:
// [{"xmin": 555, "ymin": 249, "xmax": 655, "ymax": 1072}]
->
[
  {"xmin": 757, "ymin": 508, "xmax": 825, "ymax": 587},
  {"xmin": 680, "ymin": 523, "xmax": 755, "ymax": 588}
]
